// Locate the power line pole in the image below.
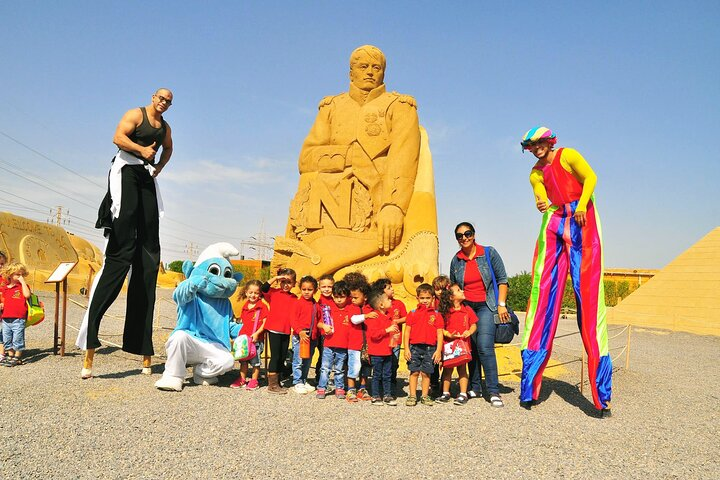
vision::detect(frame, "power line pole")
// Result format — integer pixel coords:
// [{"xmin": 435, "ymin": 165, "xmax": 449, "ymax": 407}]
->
[
  {"xmin": 184, "ymin": 241, "xmax": 199, "ymax": 259},
  {"xmin": 49, "ymin": 206, "xmax": 69, "ymax": 227}
]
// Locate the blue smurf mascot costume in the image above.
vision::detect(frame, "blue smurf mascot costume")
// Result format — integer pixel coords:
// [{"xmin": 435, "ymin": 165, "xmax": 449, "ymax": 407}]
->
[{"xmin": 155, "ymin": 242, "xmax": 243, "ymax": 391}]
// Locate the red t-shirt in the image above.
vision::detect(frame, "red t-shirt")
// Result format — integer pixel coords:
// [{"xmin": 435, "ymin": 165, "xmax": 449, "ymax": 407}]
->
[
  {"xmin": 291, "ymin": 297, "xmax": 321, "ymax": 340},
  {"xmin": 322, "ymin": 303, "xmax": 351, "ymax": 349},
  {"xmin": 0, "ymin": 283, "xmax": 28, "ymax": 319},
  {"xmin": 457, "ymin": 245, "xmax": 487, "ymax": 302},
  {"xmin": 407, "ymin": 304, "xmax": 444, "ymax": 346},
  {"xmin": 318, "ymin": 295, "xmax": 334, "ymax": 308},
  {"xmin": 347, "ymin": 303, "xmax": 372, "ymax": 351},
  {"xmin": 263, "ymin": 288, "xmax": 297, "ymax": 334},
  {"xmin": 443, "ymin": 305, "xmax": 478, "ymax": 335},
  {"xmin": 365, "ymin": 310, "xmax": 394, "ymax": 356},
  {"xmin": 388, "ymin": 299, "xmax": 407, "ymax": 321},
  {"xmin": 238, "ymin": 301, "xmax": 268, "ymax": 337}
]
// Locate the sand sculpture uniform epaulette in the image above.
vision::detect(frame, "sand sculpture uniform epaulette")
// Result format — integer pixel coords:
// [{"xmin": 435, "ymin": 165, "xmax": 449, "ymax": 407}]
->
[
  {"xmin": 318, "ymin": 96, "xmax": 336, "ymax": 109},
  {"xmin": 391, "ymin": 91, "xmax": 417, "ymax": 108}
]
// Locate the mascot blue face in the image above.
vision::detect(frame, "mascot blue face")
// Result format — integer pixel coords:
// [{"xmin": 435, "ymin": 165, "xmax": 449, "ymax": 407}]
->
[{"xmin": 182, "ymin": 257, "xmax": 244, "ymax": 299}]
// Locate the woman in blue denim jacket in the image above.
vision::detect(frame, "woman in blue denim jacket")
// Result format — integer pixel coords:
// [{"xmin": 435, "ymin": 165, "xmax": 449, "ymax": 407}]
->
[{"xmin": 449, "ymin": 222, "xmax": 510, "ymax": 407}]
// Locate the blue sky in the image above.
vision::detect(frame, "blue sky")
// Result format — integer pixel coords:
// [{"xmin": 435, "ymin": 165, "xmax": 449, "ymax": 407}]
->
[{"xmin": 1, "ymin": 1, "xmax": 718, "ymax": 275}]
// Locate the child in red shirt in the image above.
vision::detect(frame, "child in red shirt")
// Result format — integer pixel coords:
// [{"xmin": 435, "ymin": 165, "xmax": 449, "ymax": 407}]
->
[
  {"xmin": 290, "ymin": 276, "xmax": 321, "ymax": 394},
  {"xmin": 430, "ymin": 275, "xmax": 450, "ymax": 395},
  {"xmin": 372, "ymin": 278, "xmax": 407, "ymax": 395},
  {"xmin": 261, "ymin": 268, "xmax": 298, "ymax": 394},
  {"xmin": 365, "ymin": 288, "xmax": 400, "ymax": 405},
  {"xmin": 314, "ymin": 274, "xmax": 335, "ymax": 380},
  {"xmin": 403, "ymin": 283, "xmax": 444, "ymax": 406},
  {"xmin": 316, "ymin": 281, "xmax": 351, "ymax": 399},
  {"xmin": 230, "ymin": 280, "xmax": 267, "ymax": 390},
  {"xmin": 1, "ymin": 262, "xmax": 31, "ymax": 366},
  {"xmin": 437, "ymin": 283, "xmax": 477, "ymax": 406},
  {"xmin": 343, "ymin": 272, "xmax": 375, "ymax": 402}
]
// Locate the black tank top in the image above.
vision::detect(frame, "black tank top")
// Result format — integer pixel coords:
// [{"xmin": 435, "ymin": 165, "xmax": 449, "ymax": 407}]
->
[{"xmin": 129, "ymin": 107, "xmax": 166, "ymax": 149}]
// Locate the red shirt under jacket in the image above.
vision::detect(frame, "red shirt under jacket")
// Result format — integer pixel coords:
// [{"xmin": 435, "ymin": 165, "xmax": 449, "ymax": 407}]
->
[{"xmin": 457, "ymin": 244, "xmax": 487, "ymax": 302}]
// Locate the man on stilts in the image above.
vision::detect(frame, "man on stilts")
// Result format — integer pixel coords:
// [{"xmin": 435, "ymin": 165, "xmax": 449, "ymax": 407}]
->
[
  {"xmin": 519, "ymin": 126, "xmax": 612, "ymax": 417},
  {"xmin": 76, "ymin": 88, "xmax": 174, "ymax": 378}
]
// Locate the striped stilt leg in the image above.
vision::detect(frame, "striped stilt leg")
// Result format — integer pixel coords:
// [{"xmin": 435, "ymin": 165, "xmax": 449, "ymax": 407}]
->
[{"xmin": 520, "ymin": 205, "xmax": 572, "ymax": 403}]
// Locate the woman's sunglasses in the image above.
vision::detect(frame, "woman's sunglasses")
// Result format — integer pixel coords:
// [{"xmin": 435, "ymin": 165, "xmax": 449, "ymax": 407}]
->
[{"xmin": 455, "ymin": 231, "xmax": 474, "ymax": 240}]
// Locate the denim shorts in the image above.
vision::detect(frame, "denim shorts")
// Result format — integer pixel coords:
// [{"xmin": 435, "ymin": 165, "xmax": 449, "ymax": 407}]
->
[
  {"xmin": 2, "ymin": 318, "xmax": 26, "ymax": 351},
  {"xmin": 245, "ymin": 342, "xmax": 264, "ymax": 368},
  {"xmin": 347, "ymin": 349, "xmax": 361, "ymax": 379},
  {"xmin": 408, "ymin": 343, "xmax": 436, "ymax": 374}
]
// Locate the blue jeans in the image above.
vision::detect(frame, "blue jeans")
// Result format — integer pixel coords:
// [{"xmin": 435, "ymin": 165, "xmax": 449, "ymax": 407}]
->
[
  {"xmin": 370, "ymin": 355, "xmax": 393, "ymax": 398},
  {"xmin": 347, "ymin": 349, "xmax": 361, "ymax": 380},
  {"xmin": 317, "ymin": 346, "xmax": 347, "ymax": 390},
  {"xmin": 2, "ymin": 318, "xmax": 26, "ymax": 351},
  {"xmin": 291, "ymin": 335, "xmax": 317, "ymax": 385},
  {"xmin": 466, "ymin": 301, "xmax": 499, "ymax": 395}
]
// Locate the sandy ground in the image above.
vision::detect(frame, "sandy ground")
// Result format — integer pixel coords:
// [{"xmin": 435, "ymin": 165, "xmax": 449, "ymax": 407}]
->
[{"xmin": 1, "ymin": 289, "xmax": 718, "ymax": 479}]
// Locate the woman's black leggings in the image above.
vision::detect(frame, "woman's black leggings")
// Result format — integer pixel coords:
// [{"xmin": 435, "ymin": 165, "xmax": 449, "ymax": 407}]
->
[{"xmin": 267, "ymin": 331, "xmax": 290, "ymax": 373}]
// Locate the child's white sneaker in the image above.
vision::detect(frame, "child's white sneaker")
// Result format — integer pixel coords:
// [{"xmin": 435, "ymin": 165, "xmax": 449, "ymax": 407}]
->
[
  {"xmin": 302, "ymin": 383, "xmax": 316, "ymax": 393},
  {"xmin": 294, "ymin": 383, "xmax": 309, "ymax": 394},
  {"xmin": 155, "ymin": 375, "xmax": 183, "ymax": 392}
]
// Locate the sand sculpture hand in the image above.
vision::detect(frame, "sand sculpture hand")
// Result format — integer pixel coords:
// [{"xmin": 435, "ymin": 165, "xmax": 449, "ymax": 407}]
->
[{"xmin": 376, "ymin": 205, "xmax": 404, "ymax": 254}]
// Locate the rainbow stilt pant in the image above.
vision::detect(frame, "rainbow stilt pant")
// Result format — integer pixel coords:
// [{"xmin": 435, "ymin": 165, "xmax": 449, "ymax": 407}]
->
[{"xmin": 520, "ymin": 199, "xmax": 612, "ymax": 410}]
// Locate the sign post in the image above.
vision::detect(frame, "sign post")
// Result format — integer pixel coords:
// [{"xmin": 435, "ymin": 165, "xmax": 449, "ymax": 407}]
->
[{"xmin": 45, "ymin": 262, "xmax": 77, "ymax": 356}]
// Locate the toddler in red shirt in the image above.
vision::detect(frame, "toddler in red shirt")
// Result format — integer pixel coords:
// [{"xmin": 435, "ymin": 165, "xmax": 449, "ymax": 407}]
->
[
  {"xmin": 372, "ymin": 278, "xmax": 407, "ymax": 395},
  {"xmin": 343, "ymin": 273, "xmax": 374, "ymax": 402},
  {"xmin": 230, "ymin": 280, "xmax": 267, "ymax": 390},
  {"xmin": 290, "ymin": 276, "xmax": 321, "ymax": 394},
  {"xmin": 0, "ymin": 250, "xmax": 7, "ymax": 361},
  {"xmin": 316, "ymin": 280, "xmax": 351, "ymax": 399},
  {"xmin": 437, "ymin": 283, "xmax": 477, "ymax": 406},
  {"xmin": 365, "ymin": 288, "xmax": 400, "ymax": 406},
  {"xmin": 261, "ymin": 268, "xmax": 298, "ymax": 394},
  {"xmin": 403, "ymin": 283, "xmax": 443, "ymax": 406},
  {"xmin": 314, "ymin": 274, "xmax": 335, "ymax": 380},
  {"xmin": 1, "ymin": 262, "xmax": 31, "ymax": 366}
]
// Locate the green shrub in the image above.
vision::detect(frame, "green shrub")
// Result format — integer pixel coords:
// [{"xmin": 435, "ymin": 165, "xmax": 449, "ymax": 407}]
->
[
  {"xmin": 507, "ymin": 272, "xmax": 531, "ymax": 311},
  {"xmin": 167, "ymin": 260, "xmax": 185, "ymax": 273}
]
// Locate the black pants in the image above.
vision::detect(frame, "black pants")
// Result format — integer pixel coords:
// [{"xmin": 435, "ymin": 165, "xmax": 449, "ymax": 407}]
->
[
  {"xmin": 86, "ymin": 165, "xmax": 160, "ymax": 355},
  {"xmin": 267, "ymin": 331, "xmax": 290, "ymax": 373}
]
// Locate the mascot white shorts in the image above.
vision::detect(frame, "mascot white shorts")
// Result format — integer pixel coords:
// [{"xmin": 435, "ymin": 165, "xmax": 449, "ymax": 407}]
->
[{"xmin": 162, "ymin": 330, "xmax": 234, "ymax": 379}]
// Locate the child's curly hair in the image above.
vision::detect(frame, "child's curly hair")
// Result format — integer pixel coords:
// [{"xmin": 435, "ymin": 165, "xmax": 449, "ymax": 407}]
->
[
  {"xmin": 2, "ymin": 262, "xmax": 28, "ymax": 279},
  {"xmin": 431, "ymin": 275, "xmax": 450, "ymax": 291},
  {"xmin": 237, "ymin": 279, "xmax": 263, "ymax": 302},
  {"xmin": 438, "ymin": 283, "xmax": 460, "ymax": 317}
]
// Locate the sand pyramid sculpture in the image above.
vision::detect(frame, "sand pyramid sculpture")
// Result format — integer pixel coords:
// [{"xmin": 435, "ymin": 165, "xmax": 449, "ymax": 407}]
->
[{"xmin": 608, "ymin": 227, "xmax": 720, "ymax": 336}]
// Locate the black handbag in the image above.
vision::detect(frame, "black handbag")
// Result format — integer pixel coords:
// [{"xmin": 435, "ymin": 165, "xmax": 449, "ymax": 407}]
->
[{"xmin": 485, "ymin": 246, "xmax": 519, "ymax": 344}]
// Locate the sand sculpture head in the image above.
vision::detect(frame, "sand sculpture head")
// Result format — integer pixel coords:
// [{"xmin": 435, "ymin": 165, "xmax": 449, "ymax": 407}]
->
[{"xmin": 349, "ymin": 45, "xmax": 386, "ymax": 91}]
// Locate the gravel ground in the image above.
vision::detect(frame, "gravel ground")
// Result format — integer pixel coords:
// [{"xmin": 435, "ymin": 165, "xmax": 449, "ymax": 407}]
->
[{"xmin": 1, "ymin": 289, "xmax": 718, "ymax": 479}]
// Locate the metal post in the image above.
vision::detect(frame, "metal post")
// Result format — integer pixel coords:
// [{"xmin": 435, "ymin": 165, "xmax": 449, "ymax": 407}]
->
[
  {"xmin": 60, "ymin": 279, "xmax": 68, "ymax": 356},
  {"xmin": 53, "ymin": 283, "xmax": 60, "ymax": 355},
  {"xmin": 625, "ymin": 325, "xmax": 632, "ymax": 370}
]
